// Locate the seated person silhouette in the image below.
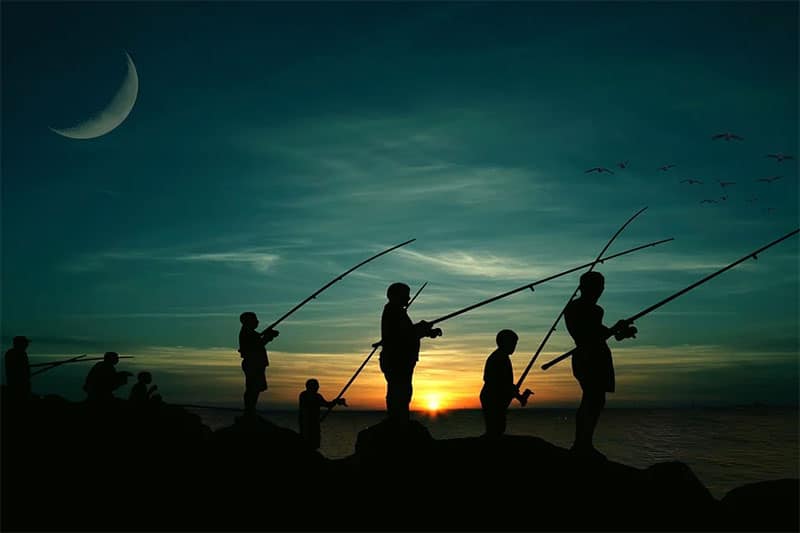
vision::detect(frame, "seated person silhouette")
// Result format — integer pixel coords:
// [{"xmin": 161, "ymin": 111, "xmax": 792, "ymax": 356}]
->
[{"xmin": 129, "ymin": 371, "xmax": 162, "ymax": 405}]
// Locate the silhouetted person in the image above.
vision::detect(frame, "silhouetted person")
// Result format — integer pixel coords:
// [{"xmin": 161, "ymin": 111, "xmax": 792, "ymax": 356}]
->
[
  {"xmin": 4, "ymin": 336, "xmax": 32, "ymax": 402},
  {"xmin": 564, "ymin": 271, "xmax": 637, "ymax": 459},
  {"xmin": 298, "ymin": 378, "xmax": 346, "ymax": 449},
  {"xmin": 379, "ymin": 282, "xmax": 442, "ymax": 421},
  {"xmin": 238, "ymin": 311, "xmax": 279, "ymax": 416},
  {"xmin": 83, "ymin": 351, "xmax": 133, "ymax": 403},
  {"xmin": 129, "ymin": 371, "xmax": 161, "ymax": 404},
  {"xmin": 480, "ymin": 329, "xmax": 533, "ymax": 437}
]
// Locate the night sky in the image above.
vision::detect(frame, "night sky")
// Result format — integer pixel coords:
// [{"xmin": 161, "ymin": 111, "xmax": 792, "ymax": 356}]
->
[{"xmin": 2, "ymin": 2, "xmax": 797, "ymax": 411}]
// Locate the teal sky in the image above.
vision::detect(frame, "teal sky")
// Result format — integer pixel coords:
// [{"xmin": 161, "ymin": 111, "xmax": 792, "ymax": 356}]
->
[{"xmin": 2, "ymin": 2, "xmax": 798, "ymax": 410}]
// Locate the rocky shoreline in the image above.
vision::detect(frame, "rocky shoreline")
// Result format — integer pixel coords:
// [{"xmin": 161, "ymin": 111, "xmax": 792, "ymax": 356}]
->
[{"xmin": 2, "ymin": 394, "xmax": 797, "ymax": 532}]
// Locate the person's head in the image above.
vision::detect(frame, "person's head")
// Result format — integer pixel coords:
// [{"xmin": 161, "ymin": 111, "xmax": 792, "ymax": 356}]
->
[
  {"xmin": 387, "ymin": 282, "xmax": 411, "ymax": 306},
  {"xmin": 579, "ymin": 271, "xmax": 605, "ymax": 302},
  {"xmin": 137, "ymin": 371, "xmax": 152, "ymax": 384},
  {"xmin": 240, "ymin": 311, "xmax": 259, "ymax": 329},
  {"xmin": 305, "ymin": 378, "xmax": 320, "ymax": 392},
  {"xmin": 103, "ymin": 351, "xmax": 120, "ymax": 365},
  {"xmin": 496, "ymin": 329, "xmax": 519, "ymax": 355},
  {"xmin": 12, "ymin": 336, "xmax": 30, "ymax": 350}
]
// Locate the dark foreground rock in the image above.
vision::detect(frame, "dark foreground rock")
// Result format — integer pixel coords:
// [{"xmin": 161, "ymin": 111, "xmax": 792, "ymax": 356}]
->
[{"xmin": 2, "ymin": 395, "xmax": 797, "ymax": 532}]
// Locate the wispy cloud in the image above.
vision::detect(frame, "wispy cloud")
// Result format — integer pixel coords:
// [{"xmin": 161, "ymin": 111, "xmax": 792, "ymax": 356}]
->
[
  {"xmin": 395, "ymin": 248, "xmax": 548, "ymax": 280},
  {"xmin": 63, "ymin": 247, "xmax": 281, "ymax": 273}
]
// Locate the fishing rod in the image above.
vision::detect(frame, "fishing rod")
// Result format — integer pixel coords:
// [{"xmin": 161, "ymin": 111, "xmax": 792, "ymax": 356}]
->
[
  {"xmin": 264, "ymin": 239, "xmax": 415, "ymax": 331},
  {"xmin": 29, "ymin": 354, "xmax": 88, "ymax": 368},
  {"xmin": 320, "ymin": 281, "xmax": 428, "ymax": 422},
  {"xmin": 516, "ymin": 207, "xmax": 650, "ymax": 389},
  {"xmin": 31, "ymin": 355, "xmax": 134, "ymax": 377},
  {"xmin": 172, "ymin": 403, "xmax": 248, "ymax": 413},
  {"xmin": 541, "ymin": 228, "xmax": 800, "ymax": 371},
  {"xmin": 426, "ymin": 237, "xmax": 674, "ymax": 327}
]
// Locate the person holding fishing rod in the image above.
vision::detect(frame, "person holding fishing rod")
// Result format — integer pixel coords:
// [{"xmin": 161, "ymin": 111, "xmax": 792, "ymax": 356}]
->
[
  {"xmin": 4, "ymin": 336, "xmax": 32, "ymax": 403},
  {"xmin": 238, "ymin": 311, "xmax": 279, "ymax": 417},
  {"xmin": 380, "ymin": 282, "xmax": 443, "ymax": 422},
  {"xmin": 565, "ymin": 271, "xmax": 638, "ymax": 460},
  {"xmin": 235, "ymin": 240, "xmax": 416, "ymax": 419}
]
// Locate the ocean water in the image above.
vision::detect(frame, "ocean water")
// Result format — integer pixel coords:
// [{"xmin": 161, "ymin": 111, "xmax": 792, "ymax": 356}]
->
[{"xmin": 189, "ymin": 406, "xmax": 799, "ymax": 499}]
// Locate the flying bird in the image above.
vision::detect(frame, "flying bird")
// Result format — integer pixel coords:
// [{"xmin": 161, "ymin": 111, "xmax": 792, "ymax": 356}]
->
[
  {"xmin": 700, "ymin": 199, "xmax": 718, "ymax": 204},
  {"xmin": 616, "ymin": 161, "xmax": 629, "ymax": 169},
  {"xmin": 719, "ymin": 195, "xmax": 729, "ymax": 201},
  {"xmin": 712, "ymin": 132, "xmax": 744, "ymax": 141},
  {"xmin": 680, "ymin": 179, "xmax": 703, "ymax": 185},
  {"xmin": 585, "ymin": 167, "xmax": 614, "ymax": 174},
  {"xmin": 658, "ymin": 164, "xmax": 676, "ymax": 171},
  {"xmin": 756, "ymin": 176, "xmax": 783, "ymax": 183},
  {"xmin": 767, "ymin": 153, "xmax": 794, "ymax": 162},
  {"xmin": 717, "ymin": 180, "xmax": 736, "ymax": 188}
]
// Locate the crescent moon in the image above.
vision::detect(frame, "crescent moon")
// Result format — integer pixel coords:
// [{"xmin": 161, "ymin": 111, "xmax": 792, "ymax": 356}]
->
[{"xmin": 50, "ymin": 51, "xmax": 139, "ymax": 139}]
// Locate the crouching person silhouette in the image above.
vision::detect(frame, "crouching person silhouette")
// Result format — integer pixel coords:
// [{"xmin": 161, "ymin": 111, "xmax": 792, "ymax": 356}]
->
[
  {"xmin": 480, "ymin": 329, "xmax": 533, "ymax": 437},
  {"xmin": 83, "ymin": 351, "xmax": 133, "ymax": 403}
]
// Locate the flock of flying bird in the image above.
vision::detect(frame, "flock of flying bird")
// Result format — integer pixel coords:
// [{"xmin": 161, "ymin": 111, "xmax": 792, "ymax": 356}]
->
[{"xmin": 584, "ymin": 132, "xmax": 795, "ymax": 213}]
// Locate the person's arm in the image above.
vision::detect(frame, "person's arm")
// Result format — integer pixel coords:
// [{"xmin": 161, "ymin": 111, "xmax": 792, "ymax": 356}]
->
[
  {"xmin": 413, "ymin": 320, "xmax": 442, "ymax": 339},
  {"xmin": 612, "ymin": 320, "xmax": 638, "ymax": 341},
  {"xmin": 514, "ymin": 387, "xmax": 534, "ymax": 406},
  {"xmin": 319, "ymin": 394, "xmax": 347, "ymax": 409},
  {"xmin": 565, "ymin": 304, "xmax": 605, "ymax": 345},
  {"xmin": 259, "ymin": 328, "xmax": 280, "ymax": 345}
]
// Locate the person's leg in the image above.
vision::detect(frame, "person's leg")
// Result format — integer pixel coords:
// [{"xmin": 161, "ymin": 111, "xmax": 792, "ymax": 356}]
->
[
  {"xmin": 397, "ymin": 364, "xmax": 414, "ymax": 420},
  {"xmin": 573, "ymin": 386, "xmax": 591, "ymax": 450},
  {"xmin": 383, "ymin": 367, "xmax": 399, "ymax": 418},
  {"xmin": 486, "ymin": 406, "xmax": 504, "ymax": 437},
  {"xmin": 584, "ymin": 389, "xmax": 606, "ymax": 449}
]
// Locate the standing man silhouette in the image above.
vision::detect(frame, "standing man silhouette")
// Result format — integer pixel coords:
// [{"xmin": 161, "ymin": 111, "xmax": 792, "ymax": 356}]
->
[
  {"xmin": 379, "ymin": 282, "xmax": 442, "ymax": 422},
  {"xmin": 4, "ymin": 336, "xmax": 32, "ymax": 403},
  {"xmin": 238, "ymin": 312, "xmax": 279, "ymax": 417},
  {"xmin": 564, "ymin": 271, "xmax": 637, "ymax": 459}
]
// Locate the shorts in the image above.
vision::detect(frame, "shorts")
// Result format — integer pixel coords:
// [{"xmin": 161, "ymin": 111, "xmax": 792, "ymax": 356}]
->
[{"xmin": 242, "ymin": 359, "xmax": 268, "ymax": 392}]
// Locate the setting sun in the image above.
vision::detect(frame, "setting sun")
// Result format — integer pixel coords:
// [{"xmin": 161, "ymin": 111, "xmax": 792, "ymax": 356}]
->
[{"xmin": 426, "ymin": 393, "xmax": 444, "ymax": 412}]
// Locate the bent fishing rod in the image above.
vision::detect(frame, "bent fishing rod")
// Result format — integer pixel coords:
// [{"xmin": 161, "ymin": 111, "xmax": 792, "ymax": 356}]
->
[
  {"xmin": 426, "ymin": 237, "xmax": 674, "ymax": 327},
  {"xmin": 541, "ymin": 228, "xmax": 800, "ymax": 371},
  {"xmin": 320, "ymin": 281, "xmax": 428, "ymax": 422},
  {"xmin": 263, "ymin": 238, "xmax": 415, "ymax": 331},
  {"xmin": 31, "ymin": 355, "xmax": 134, "ymax": 377},
  {"xmin": 516, "ymin": 206, "xmax": 652, "ymax": 389}
]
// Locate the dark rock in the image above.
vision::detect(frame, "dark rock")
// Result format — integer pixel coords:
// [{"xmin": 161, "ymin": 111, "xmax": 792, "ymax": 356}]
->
[
  {"xmin": 721, "ymin": 479, "xmax": 799, "ymax": 531},
  {"xmin": 2, "ymin": 397, "xmax": 797, "ymax": 532}
]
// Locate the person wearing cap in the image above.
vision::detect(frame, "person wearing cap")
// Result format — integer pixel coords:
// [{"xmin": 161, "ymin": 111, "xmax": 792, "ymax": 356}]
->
[
  {"xmin": 4, "ymin": 336, "xmax": 32, "ymax": 402},
  {"xmin": 83, "ymin": 351, "xmax": 133, "ymax": 403},
  {"xmin": 379, "ymin": 282, "xmax": 443, "ymax": 421}
]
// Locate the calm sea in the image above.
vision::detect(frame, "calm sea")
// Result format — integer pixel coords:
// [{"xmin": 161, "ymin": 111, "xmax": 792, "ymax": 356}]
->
[{"xmin": 189, "ymin": 406, "xmax": 799, "ymax": 499}]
